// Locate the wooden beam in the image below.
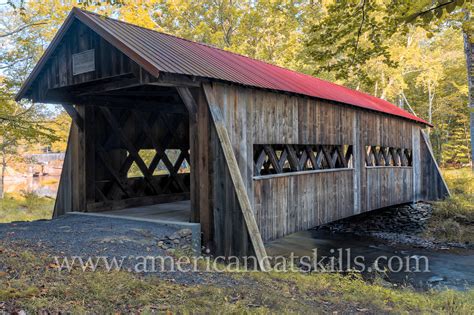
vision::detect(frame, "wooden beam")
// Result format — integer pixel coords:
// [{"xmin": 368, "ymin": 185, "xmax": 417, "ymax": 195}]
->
[
  {"xmin": 96, "ymin": 144, "xmax": 134, "ymax": 198},
  {"xmin": 176, "ymin": 86, "xmax": 212, "ymax": 245},
  {"xmin": 87, "ymin": 192, "xmax": 190, "ymax": 212},
  {"xmin": 254, "ymin": 148, "xmax": 266, "ymax": 176},
  {"xmin": 84, "ymin": 106, "xmax": 96, "ymax": 205},
  {"xmin": 264, "ymin": 145, "xmax": 282, "ymax": 174},
  {"xmin": 62, "ymin": 104, "xmax": 84, "ymax": 131},
  {"xmin": 176, "ymin": 87, "xmax": 198, "ymax": 115},
  {"xmin": 79, "ymin": 97, "xmax": 186, "ymax": 111},
  {"xmin": 74, "ymin": 77, "xmax": 143, "ymax": 96},
  {"xmin": 420, "ymin": 130, "xmax": 451, "ymax": 196},
  {"xmin": 203, "ymin": 83, "xmax": 270, "ymax": 271},
  {"xmin": 53, "ymin": 125, "xmax": 73, "ymax": 217},
  {"xmin": 305, "ymin": 146, "xmax": 317, "ymax": 170},
  {"xmin": 285, "ymin": 145, "xmax": 300, "ymax": 171},
  {"xmin": 149, "ymin": 72, "xmax": 201, "ymax": 87},
  {"xmin": 99, "ymin": 106, "xmax": 161, "ymax": 195},
  {"xmin": 131, "ymin": 110, "xmax": 188, "ymax": 193}
]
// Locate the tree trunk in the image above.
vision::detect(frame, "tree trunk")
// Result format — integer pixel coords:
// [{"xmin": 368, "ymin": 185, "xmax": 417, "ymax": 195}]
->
[
  {"xmin": 463, "ymin": 31, "xmax": 474, "ymax": 171},
  {"xmin": 0, "ymin": 153, "xmax": 5, "ymax": 199}
]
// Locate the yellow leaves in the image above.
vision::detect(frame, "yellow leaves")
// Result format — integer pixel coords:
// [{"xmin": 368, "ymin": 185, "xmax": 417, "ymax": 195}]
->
[
  {"xmin": 48, "ymin": 263, "xmax": 59, "ymax": 269},
  {"xmin": 117, "ymin": 0, "xmax": 159, "ymax": 29}
]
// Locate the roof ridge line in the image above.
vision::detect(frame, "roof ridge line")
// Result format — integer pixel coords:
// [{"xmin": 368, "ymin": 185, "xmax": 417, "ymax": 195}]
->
[
  {"xmin": 74, "ymin": 8, "xmax": 315, "ymax": 77},
  {"xmin": 75, "ymin": 8, "xmax": 407, "ymax": 111}
]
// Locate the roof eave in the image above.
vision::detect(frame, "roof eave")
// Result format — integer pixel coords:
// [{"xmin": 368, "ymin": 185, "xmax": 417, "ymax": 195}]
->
[
  {"xmin": 15, "ymin": 7, "xmax": 161, "ymax": 102},
  {"xmin": 15, "ymin": 9, "xmax": 77, "ymax": 102}
]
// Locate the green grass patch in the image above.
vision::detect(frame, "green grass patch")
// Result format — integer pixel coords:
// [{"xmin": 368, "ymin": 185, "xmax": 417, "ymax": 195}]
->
[
  {"xmin": 0, "ymin": 192, "xmax": 54, "ymax": 223},
  {"xmin": 0, "ymin": 245, "xmax": 473, "ymax": 313},
  {"xmin": 425, "ymin": 168, "xmax": 474, "ymax": 243}
]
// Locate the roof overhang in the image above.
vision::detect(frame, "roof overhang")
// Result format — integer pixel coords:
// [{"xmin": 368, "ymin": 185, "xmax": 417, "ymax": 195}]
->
[{"xmin": 15, "ymin": 7, "xmax": 160, "ymax": 102}]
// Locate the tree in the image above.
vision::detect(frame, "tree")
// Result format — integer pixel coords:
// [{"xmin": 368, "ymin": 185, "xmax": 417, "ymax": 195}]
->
[
  {"xmin": 0, "ymin": 77, "xmax": 58, "ymax": 198},
  {"xmin": 305, "ymin": 0, "xmax": 473, "ymax": 83},
  {"xmin": 0, "ymin": 0, "xmax": 471, "ymax": 175}
]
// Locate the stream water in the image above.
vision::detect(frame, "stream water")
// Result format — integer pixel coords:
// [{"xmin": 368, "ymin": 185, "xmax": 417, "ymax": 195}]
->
[
  {"xmin": 3, "ymin": 176, "xmax": 59, "ymax": 198},
  {"xmin": 266, "ymin": 230, "xmax": 474, "ymax": 291}
]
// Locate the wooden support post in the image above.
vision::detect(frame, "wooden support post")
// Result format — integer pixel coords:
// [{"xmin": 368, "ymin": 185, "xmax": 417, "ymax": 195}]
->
[
  {"xmin": 203, "ymin": 83, "xmax": 270, "ymax": 271},
  {"xmin": 99, "ymin": 106, "xmax": 161, "ymax": 195},
  {"xmin": 74, "ymin": 105, "xmax": 87, "ymax": 211},
  {"xmin": 353, "ymin": 112, "xmax": 361, "ymax": 214},
  {"xmin": 177, "ymin": 87, "xmax": 212, "ymax": 247},
  {"xmin": 412, "ymin": 126, "xmax": 421, "ymax": 202},
  {"xmin": 63, "ymin": 104, "xmax": 84, "ymax": 131},
  {"xmin": 53, "ymin": 125, "xmax": 73, "ymax": 217},
  {"xmin": 420, "ymin": 129, "xmax": 451, "ymax": 197},
  {"xmin": 84, "ymin": 106, "xmax": 96, "ymax": 206}
]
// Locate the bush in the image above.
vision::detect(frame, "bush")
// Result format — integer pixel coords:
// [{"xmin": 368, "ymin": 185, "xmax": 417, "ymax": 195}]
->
[
  {"xmin": 433, "ymin": 195, "xmax": 474, "ymax": 223},
  {"xmin": 0, "ymin": 192, "xmax": 53, "ymax": 223},
  {"xmin": 425, "ymin": 168, "xmax": 474, "ymax": 243},
  {"xmin": 438, "ymin": 219, "xmax": 462, "ymax": 241},
  {"xmin": 20, "ymin": 190, "xmax": 43, "ymax": 211}
]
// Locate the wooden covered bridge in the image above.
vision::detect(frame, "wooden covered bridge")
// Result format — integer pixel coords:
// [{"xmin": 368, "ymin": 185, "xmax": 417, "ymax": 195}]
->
[{"xmin": 16, "ymin": 8, "xmax": 449, "ymax": 269}]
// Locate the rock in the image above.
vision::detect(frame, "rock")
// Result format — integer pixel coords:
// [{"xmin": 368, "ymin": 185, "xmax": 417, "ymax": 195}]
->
[
  {"xmin": 177, "ymin": 228, "xmax": 192, "ymax": 237},
  {"xmin": 173, "ymin": 239, "xmax": 180, "ymax": 244},
  {"xmin": 427, "ymin": 275, "xmax": 444, "ymax": 283},
  {"xmin": 168, "ymin": 233, "xmax": 179, "ymax": 240}
]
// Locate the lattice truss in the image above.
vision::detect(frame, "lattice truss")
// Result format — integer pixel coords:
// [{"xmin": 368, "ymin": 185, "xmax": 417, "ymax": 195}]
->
[
  {"xmin": 253, "ymin": 144, "xmax": 353, "ymax": 176},
  {"xmin": 94, "ymin": 106, "xmax": 191, "ymax": 202},
  {"xmin": 364, "ymin": 145, "xmax": 412, "ymax": 167}
]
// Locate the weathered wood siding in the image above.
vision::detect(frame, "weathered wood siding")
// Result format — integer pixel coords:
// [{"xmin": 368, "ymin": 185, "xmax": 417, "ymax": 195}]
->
[
  {"xmin": 419, "ymin": 131, "xmax": 450, "ymax": 200},
  {"xmin": 208, "ymin": 82, "xmax": 424, "ymax": 247},
  {"xmin": 365, "ymin": 167, "xmax": 413, "ymax": 211},
  {"xmin": 29, "ymin": 19, "xmax": 148, "ymax": 102},
  {"xmin": 254, "ymin": 170, "xmax": 354, "ymax": 241}
]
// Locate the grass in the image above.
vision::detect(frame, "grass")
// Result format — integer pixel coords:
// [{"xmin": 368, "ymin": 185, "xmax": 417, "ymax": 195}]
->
[
  {"xmin": 0, "ymin": 192, "xmax": 54, "ymax": 223},
  {"xmin": 0, "ymin": 169, "xmax": 473, "ymax": 312},
  {"xmin": 0, "ymin": 245, "xmax": 473, "ymax": 314},
  {"xmin": 424, "ymin": 168, "xmax": 474, "ymax": 243}
]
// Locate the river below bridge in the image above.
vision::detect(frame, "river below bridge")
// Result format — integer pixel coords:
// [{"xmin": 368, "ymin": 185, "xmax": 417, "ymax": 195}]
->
[{"xmin": 266, "ymin": 229, "xmax": 474, "ymax": 291}]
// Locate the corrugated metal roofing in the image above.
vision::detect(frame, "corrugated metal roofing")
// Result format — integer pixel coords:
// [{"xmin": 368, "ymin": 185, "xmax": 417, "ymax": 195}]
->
[{"xmin": 18, "ymin": 8, "xmax": 430, "ymax": 126}]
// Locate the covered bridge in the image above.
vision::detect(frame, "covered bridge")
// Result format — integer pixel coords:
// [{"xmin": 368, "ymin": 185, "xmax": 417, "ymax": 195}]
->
[{"xmin": 16, "ymin": 8, "xmax": 449, "ymax": 269}]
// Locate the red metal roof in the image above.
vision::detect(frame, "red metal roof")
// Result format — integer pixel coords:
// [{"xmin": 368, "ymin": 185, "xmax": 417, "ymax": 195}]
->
[{"xmin": 18, "ymin": 8, "xmax": 430, "ymax": 126}]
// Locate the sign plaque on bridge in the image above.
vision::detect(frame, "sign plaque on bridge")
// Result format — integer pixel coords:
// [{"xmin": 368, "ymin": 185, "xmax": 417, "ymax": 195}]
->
[{"xmin": 72, "ymin": 49, "xmax": 95, "ymax": 75}]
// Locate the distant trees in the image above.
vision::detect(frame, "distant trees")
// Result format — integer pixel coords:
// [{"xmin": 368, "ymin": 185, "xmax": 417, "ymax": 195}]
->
[
  {"xmin": 304, "ymin": 0, "xmax": 473, "ymax": 166},
  {"xmin": 0, "ymin": 0, "xmax": 472, "ymax": 168}
]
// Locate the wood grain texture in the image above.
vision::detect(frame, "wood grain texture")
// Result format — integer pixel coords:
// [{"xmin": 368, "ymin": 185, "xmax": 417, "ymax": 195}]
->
[
  {"xmin": 203, "ymin": 83, "xmax": 270, "ymax": 270},
  {"xmin": 419, "ymin": 130, "xmax": 450, "ymax": 200},
  {"xmin": 209, "ymin": 82, "xmax": 437, "ymax": 246},
  {"xmin": 254, "ymin": 170, "xmax": 354, "ymax": 241}
]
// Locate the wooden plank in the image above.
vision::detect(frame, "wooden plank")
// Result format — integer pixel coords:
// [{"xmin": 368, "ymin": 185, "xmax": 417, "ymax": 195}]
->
[
  {"xmin": 203, "ymin": 83, "xmax": 270, "ymax": 271},
  {"xmin": 87, "ymin": 192, "xmax": 190, "ymax": 212},
  {"xmin": 353, "ymin": 111, "xmax": 361, "ymax": 214},
  {"xmin": 178, "ymin": 87, "xmax": 212, "ymax": 244},
  {"xmin": 176, "ymin": 87, "xmax": 198, "ymax": 115},
  {"xmin": 53, "ymin": 124, "xmax": 74, "ymax": 217},
  {"xmin": 84, "ymin": 106, "xmax": 96, "ymax": 205},
  {"xmin": 420, "ymin": 129, "xmax": 451, "ymax": 198},
  {"xmin": 74, "ymin": 105, "xmax": 87, "ymax": 211},
  {"xmin": 412, "ymin": 126, "xmax": 421, "ymax": 201},
  {"xmin": 63, "ymin": 104, "xmax": 84, "ymax": 131},
  {"xmin": 99, "ymin": 106, "xmax": 161, "ymax": 195}
]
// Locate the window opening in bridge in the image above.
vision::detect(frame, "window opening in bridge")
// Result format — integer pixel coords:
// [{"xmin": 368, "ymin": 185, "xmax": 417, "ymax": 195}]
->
[
  {"xmin": 253, "ymin": 144, "xmax": 353, "ymax": 176},
  {"xmin": 127, "ymin": 149, "xmax": 190, "ymax": 178},
  {"xmin": 364, "ymin": 146, "xmax": 412, "ymax": 167}
]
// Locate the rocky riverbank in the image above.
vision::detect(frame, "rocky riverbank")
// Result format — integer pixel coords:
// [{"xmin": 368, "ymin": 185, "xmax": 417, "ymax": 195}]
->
[{"xmin": 315, "ymin": 203, "xmax": 473, "ymax": 250}]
